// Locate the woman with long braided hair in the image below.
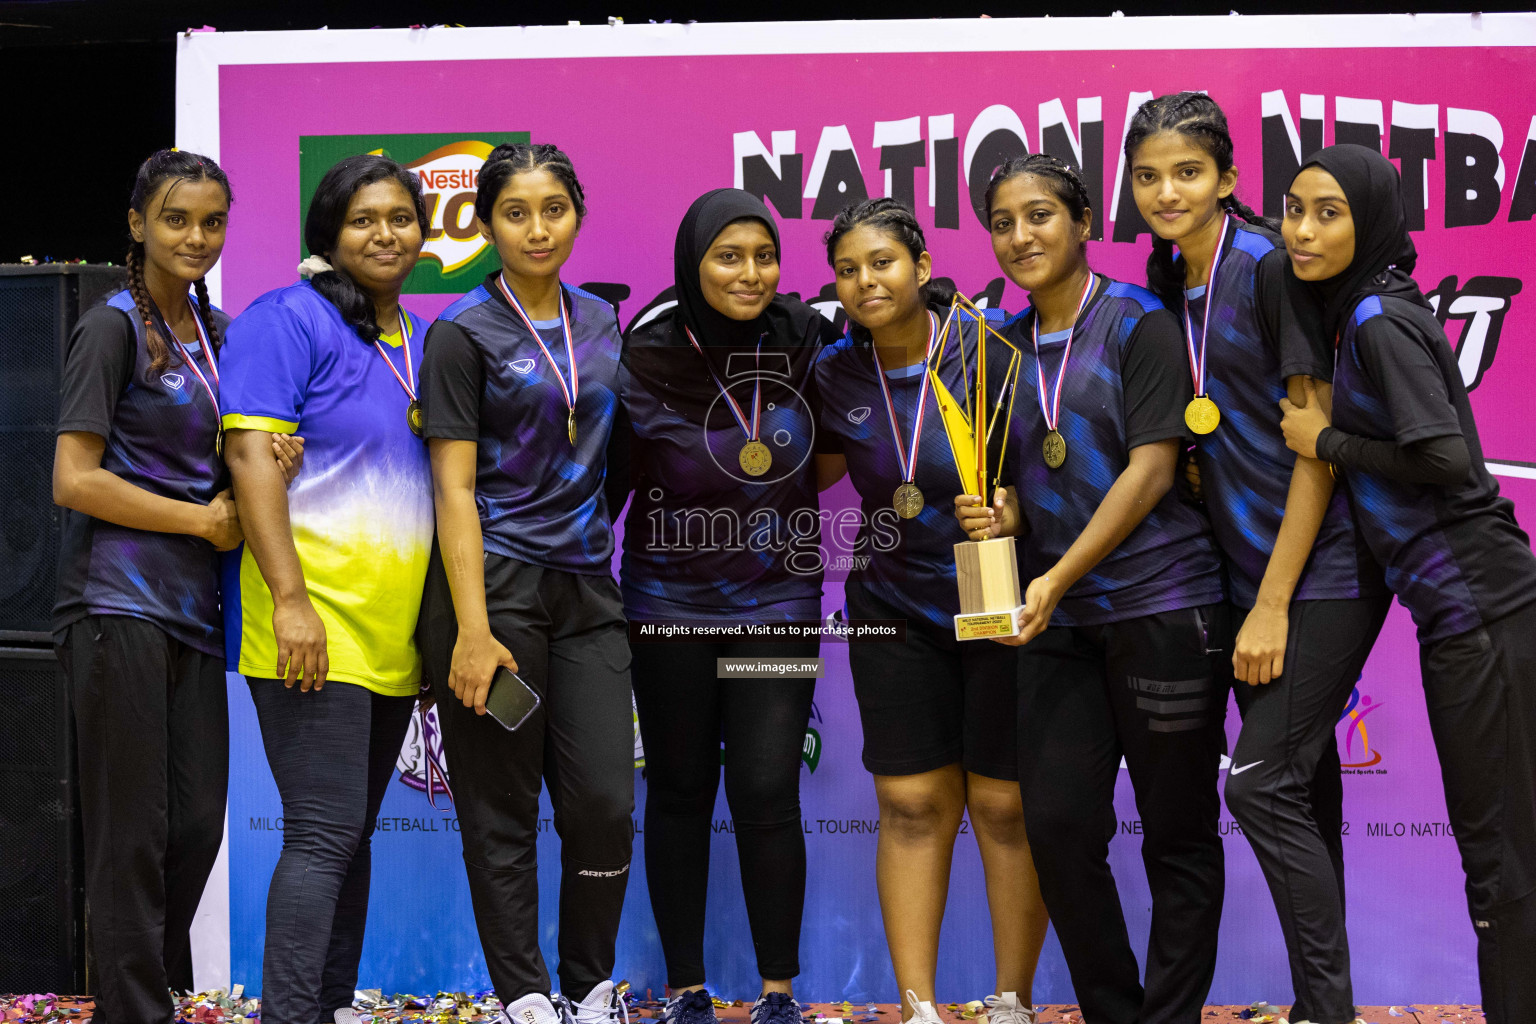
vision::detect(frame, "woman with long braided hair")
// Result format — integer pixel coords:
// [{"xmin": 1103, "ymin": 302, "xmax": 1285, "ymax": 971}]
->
[
  {"xmin": 52, "ymin": 148, "xmax": 298, "ymax": 1024},
  {"xmin": 956, "ymin": 153, "xmax": 1229, "ymax": 1024},
  {"xmin": 1125, "ymin": 94, "xmax": 1389, "ymax": 1024}
]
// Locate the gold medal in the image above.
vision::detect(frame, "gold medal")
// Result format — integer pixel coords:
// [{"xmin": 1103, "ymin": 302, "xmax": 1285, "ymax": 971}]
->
[
  {"xmin": 893, "ymin": 482, "xmax": 925, "ymax": 519},
  {"xmin": 568, "ymin": 410, "xmax": 577, "ymax": 446},
  {"xmin": 407, "ymin": 399, "xmax": 424, "ymax": 438},
  {"xmin": 215, "ymin": 429, "xmax": 224, "ymax": 460},
  {"xmin": 739, "ymin": 439, "xmax": 772, "ymax": 477},
  {"xmin": 1043, "ymin": 429, "xmax": 1067, "ymax": 469},
  {"xmin": 1185, "ymin": 395, "xmax": 1221, "ymax": 435}
]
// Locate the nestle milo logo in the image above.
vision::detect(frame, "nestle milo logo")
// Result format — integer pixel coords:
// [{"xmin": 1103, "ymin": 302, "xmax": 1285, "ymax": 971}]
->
[{"xmin": 299, "ymin": 131, "xmax": 531, "ymax": 294}]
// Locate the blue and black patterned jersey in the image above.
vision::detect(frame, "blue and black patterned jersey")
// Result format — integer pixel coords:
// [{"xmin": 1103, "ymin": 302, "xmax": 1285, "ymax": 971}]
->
[
  {"xmin": 816, "ymin": 307, "xmax": 1018, "ymax": 629},
  {"xmin": 53, "ymin": 290, "xmax": 229, "ymax": 654},
  {"xmin": 420, "ymin": 275, "xmax": 623, "ymax": 574},
  {"xmin": 619, "ymin": 309, "xmax": 830, "ymax": 623},
  {"xmin": 1187, "ymin": 220, "xmax": 1383, "ymax": 608},
  {"xmin": 1001, "ymin": 276, "xmax": 1225, "ymax": 626},
  {"xmin": 1331, "ymin": 294, "xmax": 1533, "ymax": 641}
]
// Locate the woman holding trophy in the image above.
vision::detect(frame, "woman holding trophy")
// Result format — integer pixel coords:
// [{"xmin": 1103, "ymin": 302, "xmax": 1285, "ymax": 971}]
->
[
  {"xmin": 955, "ymin": 154, "xmax": 1228, "ymax": 1024},
  {"xmin": 816, "ymin": 197, "xmax": 1048, "ymax": 1024}
]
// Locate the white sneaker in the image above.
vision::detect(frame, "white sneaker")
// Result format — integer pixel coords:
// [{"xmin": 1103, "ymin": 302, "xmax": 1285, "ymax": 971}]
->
[
  {"xmin": 504, "ymin": 993, "xmax": 566, "ymax": 1024},
  {"xmin": 903, "ymin": 991, "xmax": 943, "ymax": 1024},
  {"xmin": 336, "ymin": 1010, "xmax": 363, "ymax": 1024},
  {"xmin": 983, "ymin": 993, "xmax": 1036, "ymax": 1024},
  {"xmin": 565, "ymin": 981, "xmax": 628, "ymax": 1024}
]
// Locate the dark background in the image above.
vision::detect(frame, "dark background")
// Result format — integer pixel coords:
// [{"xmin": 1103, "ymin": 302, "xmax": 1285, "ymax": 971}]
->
[{"xmin": 2, "ymin": 0, "xmax": 1525, "ymax": 263}]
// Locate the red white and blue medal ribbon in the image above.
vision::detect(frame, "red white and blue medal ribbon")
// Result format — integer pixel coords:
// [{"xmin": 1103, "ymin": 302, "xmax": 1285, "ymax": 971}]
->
[
  {"xmin": 870, "ymin": 311, "xmax": 939, "ymax": 484},
  {"xmin": 1182, "ymin": 212, "xmax": 1229, "ymax": 400},
  {"xmin": 683, "ymin": 326, "xmax": 764, "ymax": 443},
  {"xmin": 496, "ymin": 273, "xmax": 579, "ymax": 444},
  {"xmin": 371, "ymin": 312, "xmax": 423, "ymax": 436},
  {"xmin": 168, "ymin": 299, "xmax": 220, "ymax": 421},
  {"xmin": 1031, "ymin": 273, "xmax": 1096, "ymax": 433},
  {"xmin": 371, "ymin": 312, "xmax": 416, "ymax": 401}
]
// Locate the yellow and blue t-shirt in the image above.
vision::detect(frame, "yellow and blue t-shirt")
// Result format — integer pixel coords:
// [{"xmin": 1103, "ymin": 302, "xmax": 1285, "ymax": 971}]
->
[{"xmin": 218, "ymin": 281, "xmax": 432, "ymax": 696}]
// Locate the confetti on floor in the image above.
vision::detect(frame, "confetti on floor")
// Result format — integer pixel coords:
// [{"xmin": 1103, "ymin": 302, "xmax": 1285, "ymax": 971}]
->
[{"xmin": 0, "ymin": 993, "xmax": 1487, "ymax": 1024}]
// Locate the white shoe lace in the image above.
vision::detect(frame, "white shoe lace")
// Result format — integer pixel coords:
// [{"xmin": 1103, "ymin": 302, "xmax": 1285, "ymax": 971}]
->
[
  {"xmin": 568, "ymin": 986, "xmax": 628, "ymax": 1024},
  {"xmin": 903, "ymin": 991, "xmax": 942, "ymax": 1024},
  {"xmin": 983, "ymin": 993, "xmax": 1036, "ymax": 1024}
]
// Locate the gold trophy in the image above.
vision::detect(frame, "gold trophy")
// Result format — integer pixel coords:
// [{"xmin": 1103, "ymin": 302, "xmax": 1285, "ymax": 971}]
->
[{"xmin": 928, "ymin": 295, "xmax": 1026, "ymax": 641}]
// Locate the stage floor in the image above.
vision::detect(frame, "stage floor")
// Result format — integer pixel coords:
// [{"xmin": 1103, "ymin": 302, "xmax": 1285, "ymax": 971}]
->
[{"xmin": 0, "ymin": 994, "xmax": 1488, "ymax": 1024}]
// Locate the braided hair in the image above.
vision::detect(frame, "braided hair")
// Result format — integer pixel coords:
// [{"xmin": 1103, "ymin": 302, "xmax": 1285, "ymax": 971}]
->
[
  {"xmin": 303, "ymin": 154, "xmax": 429, "ymax": 344},
  {"xmin": 985, "ymin": 152, "xmax": 1095, "ymax": 239},
  {"xmin": 822, "ymin": 197, "xmax": 956, "ymax": 312},
  {"xmin": 126, "ymin": 149, "xmax": 233, "ymax": 376},
  {"xmin": 1124, "ymin": 92, "xmax": 1276, "ymax": 310},
  {"xmin": 474, "ymin": 143, "xmax": 588, "ymax": 226}
]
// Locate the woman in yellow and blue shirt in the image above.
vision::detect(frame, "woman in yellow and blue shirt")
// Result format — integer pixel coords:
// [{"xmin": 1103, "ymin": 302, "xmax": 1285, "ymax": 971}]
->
[{"xmin": 220, "ymin": 154, "xmax": 432, "ymax": 1024}]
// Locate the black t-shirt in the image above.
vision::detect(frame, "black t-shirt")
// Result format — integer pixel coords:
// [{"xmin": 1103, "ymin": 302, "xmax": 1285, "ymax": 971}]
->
[
  {"xmin": 1330, "ymin": 293, "xmax": 1535, "ymax": 641},
  {"xmin": 53, "ymin": 290, "xmax": 230, "ymax": 655},
  {"xmin": 1003, "ymin": 276, "xmax": 1226, "ymax": 626},
  {"xmin": 1187, "ymin": 221, "xmax": 1383, "ymax": 608},
  {"xmin": 419, "ymin": 277, "xmax": 624, "ymax": 573}
]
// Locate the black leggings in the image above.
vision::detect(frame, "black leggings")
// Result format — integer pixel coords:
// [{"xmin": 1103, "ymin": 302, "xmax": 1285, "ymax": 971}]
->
[
  {"xmin": 59, "ymin": 615, "xmax": 227, "ymax": 1024},
  {"xmin": 631, "ymin": 639, "xmax": 817, "ymax": 987},
  {"xmin": 1224, "ymin": 595, "xmax": 1390, "ymax": 1024},
  {"xmin": 422, "ymin": 551, "xmax": 635, "ymax": 1003},
  {"xmin": 1420, "ymin": 600, "xmax": 1536, "ymax": 1024},
  {"xmin": 1017, "ymin": 604, "xmax": 1228, "ymax": 1024}
]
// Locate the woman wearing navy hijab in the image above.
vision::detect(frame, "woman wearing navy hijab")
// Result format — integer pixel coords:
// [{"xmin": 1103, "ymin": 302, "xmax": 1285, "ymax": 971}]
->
[
  {"xmin": 1279, "ymin": 143, "xmax": 1536, "ymax": 1024},
  {"xmin": 616, "ymin": 188, "xmax": 833, "ymax": 1024}
]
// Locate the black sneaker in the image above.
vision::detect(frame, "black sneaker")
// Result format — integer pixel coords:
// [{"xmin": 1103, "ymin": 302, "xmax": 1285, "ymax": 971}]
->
[
  {"xmin": 749, "ymin": 993, "xmax": 802, "ymax": 1024},
  {"xmin": 661, "ymin": 991, "xmax": 717, "ymax": 1024}
]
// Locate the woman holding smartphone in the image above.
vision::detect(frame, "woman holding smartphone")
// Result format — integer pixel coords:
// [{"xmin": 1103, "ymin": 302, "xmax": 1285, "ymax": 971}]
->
[{"xmin": 418, "ymin": 143, "xmax": 631, "ymax": 1024}]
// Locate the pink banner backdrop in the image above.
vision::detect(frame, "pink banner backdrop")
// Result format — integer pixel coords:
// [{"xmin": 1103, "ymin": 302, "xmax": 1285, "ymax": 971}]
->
[{"xmin": 189, "ymin": 21, "xmax": 1536, "ymax": 1004}]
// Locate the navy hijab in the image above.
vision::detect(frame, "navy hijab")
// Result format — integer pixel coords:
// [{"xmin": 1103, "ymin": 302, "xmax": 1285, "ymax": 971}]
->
[
  {"xmin": 625, "ymin": 188, "xmax": 824, "ymax": 419},
  {"xmin": 1287, "ymin": 143, "xmax": 1432, "ymax": 338}
]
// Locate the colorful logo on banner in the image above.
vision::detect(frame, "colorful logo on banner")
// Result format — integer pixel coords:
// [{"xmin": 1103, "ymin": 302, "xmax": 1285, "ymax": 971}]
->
[
  {"xmin": 298, "ymin": 131, "xmax": 531, "ymax": 294},
  {"xmin": 1337, "ymin": 686, "xmax": 1385, "ymax": 768}
]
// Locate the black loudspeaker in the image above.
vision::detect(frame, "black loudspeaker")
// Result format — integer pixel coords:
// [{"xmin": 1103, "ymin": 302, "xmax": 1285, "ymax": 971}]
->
[
  {"xmin": 0, "ymin": 646, "xmax": 85, "ymax": 993},
  {"xmin": 0, "ymin": 265, "xmax": 128, "ymax": 643}
]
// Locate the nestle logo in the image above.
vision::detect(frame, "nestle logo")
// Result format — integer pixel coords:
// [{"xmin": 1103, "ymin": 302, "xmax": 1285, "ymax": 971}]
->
[{"xmin": 417, "ymin": 168, "xmax": 478, "ymax": 190}]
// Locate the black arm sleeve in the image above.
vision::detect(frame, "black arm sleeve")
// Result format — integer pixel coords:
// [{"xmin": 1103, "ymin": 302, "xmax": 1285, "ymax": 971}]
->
[
  {"xmin": 418, "ymin": 321, "xmax": 483, "ymax": 442},
  {"xmin": 1257, "ymin": 248, "xmax": 1333, "ymax": 382},
  {"xmin": 1317, "ymin": 427, "xmax": 1471, "ymax": 486},
  {"xmin": 1121, "ymin": 307, "xmax": 1192, "ymax": 449},
  {"xmin": 57, "ymin": 306, "xmax": 135, "ymax": 438}
]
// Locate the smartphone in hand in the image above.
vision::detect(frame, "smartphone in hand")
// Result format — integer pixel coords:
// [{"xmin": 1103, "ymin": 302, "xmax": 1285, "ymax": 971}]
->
[{"xmin": 485, "ymin": 666, "xmax": 540, "ymax": 731}]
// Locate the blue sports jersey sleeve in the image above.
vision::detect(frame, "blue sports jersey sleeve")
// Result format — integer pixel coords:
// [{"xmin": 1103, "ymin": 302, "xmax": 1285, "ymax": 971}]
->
[{"xmin": 221, "ymin": 298, "xmax": 315, "ymax": 431}]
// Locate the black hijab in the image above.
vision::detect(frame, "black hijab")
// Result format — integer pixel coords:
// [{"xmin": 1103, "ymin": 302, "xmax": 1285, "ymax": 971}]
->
[
  {"xmin": 1287, "ymin": 143, "xmax": 1432, "ymax": 338},
  {"xmin": 625, "ymin": 188, "xmax": 826, "ymax": 419}
]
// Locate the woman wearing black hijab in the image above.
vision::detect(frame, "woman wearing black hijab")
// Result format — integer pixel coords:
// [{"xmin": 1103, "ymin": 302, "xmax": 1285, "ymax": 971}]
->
[
  {"xmin": 614, "ymin": 189, "xmax": 839, "ymax": 1024},
  {"xmin": 1278, "ymin": 143, "xmax": 1536, "ymax": 1024}
]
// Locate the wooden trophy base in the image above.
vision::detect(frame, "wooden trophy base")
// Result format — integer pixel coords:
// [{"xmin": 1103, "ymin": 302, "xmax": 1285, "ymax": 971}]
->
[{"xmin": 953, "ymin": 536, "xmax": 1024, "ymax": 640}]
